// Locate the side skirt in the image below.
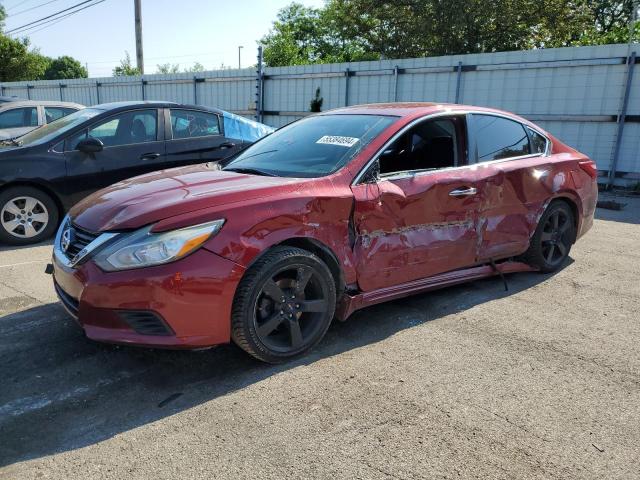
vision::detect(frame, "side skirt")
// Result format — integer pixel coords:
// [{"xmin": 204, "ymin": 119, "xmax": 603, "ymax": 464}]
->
[{"xmin": 335, "ymin": 261, "xmax": 536, "ymax": 321}]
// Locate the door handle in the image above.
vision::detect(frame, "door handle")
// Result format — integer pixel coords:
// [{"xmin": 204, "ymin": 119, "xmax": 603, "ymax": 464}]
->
[
  {"xmin": 449, "ymin": 187, "xmax": 477, "ymax": 197},
  {"xmin": 140, "ymin": 153, "xmax": 161, "ymax": 161},
  {"xmin": 219, "ymin": 141, "xmax": 236, "ymax": 149}
]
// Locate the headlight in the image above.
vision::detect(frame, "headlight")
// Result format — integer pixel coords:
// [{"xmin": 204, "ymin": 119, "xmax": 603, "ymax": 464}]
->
[{"xmin": 93, "ymin": 219, "xmax": 225, "ymax": 271}]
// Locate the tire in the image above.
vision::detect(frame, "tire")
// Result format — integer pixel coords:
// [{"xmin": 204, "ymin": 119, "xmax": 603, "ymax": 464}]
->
[
  {"xmin": 231, "ymin": 246, "xmax": 337, "ymax": 363},
  {"xmin": 0, "ymin": 186, "xmax": 59, "ymax": 246},
  {"xmin": 521, "ymin": 200, "xmax": 576, "ymax": 273}
]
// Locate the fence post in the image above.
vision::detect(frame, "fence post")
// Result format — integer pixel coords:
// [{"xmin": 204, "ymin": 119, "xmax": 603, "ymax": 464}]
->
[
  {"xmin": 0, "ymin": 85, "xmax": 4, "ymax": 96},
  {"xmin": 193, "ymin": 76, "xmax": 198, "ymax": 105},
  {"xmin": 26, "ymin": 85, "xmax": 31, "ymax": 100},
  {"xmin": 393, "ymin": 66, "xmax": 400, "ymax": 102},
  {"xmin": 256, "ymin": 46, "xmax": 264, "ymax": 122},
  {"xmin": 455, "ymin": 61, "xmax": 463, "ymax": 104},
  {"xmin": 141, "ymin": 78, "xmax": 146, "ymax": 101},
  {"xmin": 96, "ymin": 82, "xmax": 101, "ymax": 104},
  {"xmin": 608, "ymin": 50, "xmax": 636, "ymax": 188},
  {"xmin": 345, "ymin": 68, "xmax": 352, "ymax": 106},
  {"xmin": 59, "ymin": 84, "xmax": 64, "ymax": 101}
]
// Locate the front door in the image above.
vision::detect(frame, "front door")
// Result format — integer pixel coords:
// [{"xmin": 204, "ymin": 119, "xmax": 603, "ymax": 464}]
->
[
  {"xmin": 351, "ymin": 115, "xmax": 484, "ymax": 292},
  {"xmin": 63, "ymin": 108, "xmax": 166, "ymax": 205}
]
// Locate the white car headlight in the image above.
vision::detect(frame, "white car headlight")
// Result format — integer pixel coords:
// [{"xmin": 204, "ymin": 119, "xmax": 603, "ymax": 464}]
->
[{"xmin": 93, "ymin": 219, "xmax": 225, "ymax": 271}]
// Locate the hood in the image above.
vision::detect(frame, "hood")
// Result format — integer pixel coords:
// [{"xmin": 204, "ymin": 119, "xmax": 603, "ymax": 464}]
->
[{"xmin": 70, "ymin": 163, "xmax": 301, "ymax": 232}]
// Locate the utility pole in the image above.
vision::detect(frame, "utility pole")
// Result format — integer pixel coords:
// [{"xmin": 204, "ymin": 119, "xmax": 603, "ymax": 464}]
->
[
  {"xmin": 134, "ymin": 0, "xmax": 144, "ymax": 74},
  {"xmin": 238, "ymin": 45, "xmax": 243, "ymax": 69}
]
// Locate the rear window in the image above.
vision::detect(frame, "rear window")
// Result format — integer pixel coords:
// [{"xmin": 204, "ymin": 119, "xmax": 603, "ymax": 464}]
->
[
  {"xmin": 474, "ymin": 114, "xmax": 530, "ymax": 162},
  {"xmin": 224, "ymin": 114, "xmax": 397, "ymax": 178}
]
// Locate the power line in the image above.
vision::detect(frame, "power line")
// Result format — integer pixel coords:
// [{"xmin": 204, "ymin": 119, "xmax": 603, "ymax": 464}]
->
[
  {"xmin": 5, "ymin": 0, "xmax": 40, "ymax": 12},
  {"xmin": 9, "ymin": 0, "xmax": 106, "ymax": 35},
  {"xmin": 9, "ymin": 0, "xmax": 67, "ymax": 18},
  {"xmin": 5, "ymin": 0, "xmax": 99, "ymax": 34}
]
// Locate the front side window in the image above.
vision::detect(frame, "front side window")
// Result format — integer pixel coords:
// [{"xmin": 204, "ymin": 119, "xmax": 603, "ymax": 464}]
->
[
  {"xmin": 474, "ymin": 115, "xmax": 530, "ymax": 162},
  {"xmin": 0, "ymin": 107, "xmax": 38, "ymax": 129},
  {"xmin": 379, "ymin": 117, "xmax": 463, "ymax": 176},
  {"xmin": 66, "ymin": 110, "xmax": 157, "ymax": 150},
  {"xmin": 44, "ymin": 107, "xmax": 77, "ymax": 123},
  {"xmin": 223, "ymin": 114, "xmax": 397, "ymax": 178},
  {"xmin": 170, "ymin": 110, "xmax": 220, "ymax": 139}
]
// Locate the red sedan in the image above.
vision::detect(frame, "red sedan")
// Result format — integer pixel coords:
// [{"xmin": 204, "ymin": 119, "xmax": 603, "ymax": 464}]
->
[{"xmin": 51, "ymin": 103, "xmax": 598, "ymax": 363}]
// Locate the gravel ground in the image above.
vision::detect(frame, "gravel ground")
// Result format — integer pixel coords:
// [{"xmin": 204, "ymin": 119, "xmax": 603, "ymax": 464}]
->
[{"xmin": 0, "ymin": 194, "xmax": 638, "ymax": 480}]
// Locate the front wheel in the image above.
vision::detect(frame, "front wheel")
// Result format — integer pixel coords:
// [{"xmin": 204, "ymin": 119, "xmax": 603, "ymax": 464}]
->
[
  {"xmin": 231, "ymin": 246, "xmax": 336, "ymax": 363},
  {"xmin": 0, "ymin": 187, "xmax": 59, "ymax": 246},
  {"xmin": 522, "ymin": 201, "xmax": 576, "ymax": 273}
]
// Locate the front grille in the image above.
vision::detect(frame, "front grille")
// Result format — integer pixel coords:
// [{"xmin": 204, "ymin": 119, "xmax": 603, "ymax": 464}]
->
[
  {"xmin": 54, "ymin": 281, "xmax": 79, "ymax": 317},
  {"xmin": 117, "ymin": 311, "xmax": 174, "ymax": 336},
  {"xmin": 64, "ymin": 225, "xmax": 99, "ymax": 259}
]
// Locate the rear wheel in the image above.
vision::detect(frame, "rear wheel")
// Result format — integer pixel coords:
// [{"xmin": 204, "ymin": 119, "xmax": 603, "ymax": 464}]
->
[
  {"xmin": 231, "ymin": 246, "xmax": 336, "ymax": 363},
  {"xmin": 522, "ymin": 201, "xmax": 576, "ymax": 273},
  {"xmin": 0, "ymin": 187, "xmax": 59, "ymax": 245}
]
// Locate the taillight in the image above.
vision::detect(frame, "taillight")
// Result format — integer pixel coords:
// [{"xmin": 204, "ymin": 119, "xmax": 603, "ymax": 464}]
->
[{"xmin": 578, "ymin": 160, "xmax": 598, "ymax": 179}]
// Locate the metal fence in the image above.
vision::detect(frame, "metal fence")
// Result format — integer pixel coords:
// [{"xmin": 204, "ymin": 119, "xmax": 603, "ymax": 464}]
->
[{"xmin": 1, "ymin": 43, "xmax": 638, "ymax": 185}]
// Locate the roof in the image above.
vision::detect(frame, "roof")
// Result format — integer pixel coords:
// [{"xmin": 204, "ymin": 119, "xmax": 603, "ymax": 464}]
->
[
  {"xmin": 319, "ymin": 102, "xmax": 538, "ymax": 127},
  {"xmin": 0, "ymin": 100, "xmax": 84, "ymax": 110},
  {"xmin": 92, "ymin": 101, "xmax": 224, "ymax": 114}
]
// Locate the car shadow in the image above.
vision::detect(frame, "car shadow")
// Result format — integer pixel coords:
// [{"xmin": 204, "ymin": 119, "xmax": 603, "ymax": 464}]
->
[
  {"xmin": 0, "ymin": 239, "xmax": 53, "ymax": 252},
  {"xmin": 0, "ymin": 261, "xmax": 571, "ymax": 466}
]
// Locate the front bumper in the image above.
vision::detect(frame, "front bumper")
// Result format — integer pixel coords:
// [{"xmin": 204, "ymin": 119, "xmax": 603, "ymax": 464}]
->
[{"xmin": 52, "ymin": 248, "xmax": 245, "ymax": 348}]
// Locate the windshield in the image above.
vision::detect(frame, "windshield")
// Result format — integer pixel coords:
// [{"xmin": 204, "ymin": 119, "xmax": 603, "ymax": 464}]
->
[
  {"xmin": 16, "ymin": 108, "xmax": 102, "ymax": 147},
  {"xmin": 223, "ymin": 114, "xmax": 397, "ymax": 178}
]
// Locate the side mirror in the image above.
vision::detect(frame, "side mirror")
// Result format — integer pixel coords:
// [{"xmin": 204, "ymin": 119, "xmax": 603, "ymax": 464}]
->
[{"xmin": 77, "ymin": 137, "xmax": 103, "ymax": 154}]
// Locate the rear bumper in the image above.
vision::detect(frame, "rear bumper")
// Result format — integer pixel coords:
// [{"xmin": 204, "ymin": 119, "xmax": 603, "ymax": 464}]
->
[{"xmin": 52, "ymin": 249, "xmax": 245, "ymax": 349}]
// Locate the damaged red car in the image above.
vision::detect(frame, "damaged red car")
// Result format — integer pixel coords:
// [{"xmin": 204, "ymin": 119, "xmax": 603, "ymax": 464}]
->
[{"xmin": 51, "ymin": 103, "xmax": 598, "ymax": 363}]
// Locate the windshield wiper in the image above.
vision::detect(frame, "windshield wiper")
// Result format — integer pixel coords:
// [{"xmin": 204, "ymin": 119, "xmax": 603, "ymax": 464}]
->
[{"xmin": 224, "ymin": 167, "xmax": 277, "ymax": 177}]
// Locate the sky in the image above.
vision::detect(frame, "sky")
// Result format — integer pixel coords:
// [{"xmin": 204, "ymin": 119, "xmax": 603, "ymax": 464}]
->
[{"xmin": 1, "ymin": 0, "xmax": 324, "ymax": 77}]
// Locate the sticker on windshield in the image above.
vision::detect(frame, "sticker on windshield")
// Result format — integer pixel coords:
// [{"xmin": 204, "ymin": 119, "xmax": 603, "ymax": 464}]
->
[{"xmin": 316, "ymin": 135, "xmax": 359, "ymax": 147}]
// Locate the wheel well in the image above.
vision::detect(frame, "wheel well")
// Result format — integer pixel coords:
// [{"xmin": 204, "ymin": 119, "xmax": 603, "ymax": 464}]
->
[
  {"xmin": 550, "ymin": 196, "xmax": 579, "ymax": 233},
  {"xmin": 0, "ymin": 182, "xmax": 64, "ymax": 222},
  {"xmin": 276, "ymin": 238, "xmax": 345, "ymax": 295}
]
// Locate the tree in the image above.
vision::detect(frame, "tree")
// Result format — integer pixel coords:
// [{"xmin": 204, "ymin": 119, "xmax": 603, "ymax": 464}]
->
[
  {"xmin": 43, "ymin": 56, "xmax": 88, "ymax": 80},
  {"xmin": 157, "ymin": 63, "xmax": 180, "ymax": 74},
  {"xmin": 113, "ymin": 52, "xmax": 141, "ymax": 76},
  {"xmin": 262, "ymin": 0, "xmax": 640, "ymax": 66},
  {"xmin": 0, "ymin": 3, "xmax": 6, "ymax": 31},
  {"xmin": 184, "ymin": 62, "xmax": 205, "ymax": 73},
  {"xmin": 0, "ymin": 36, "xmax": 50, "ymax": 82}
]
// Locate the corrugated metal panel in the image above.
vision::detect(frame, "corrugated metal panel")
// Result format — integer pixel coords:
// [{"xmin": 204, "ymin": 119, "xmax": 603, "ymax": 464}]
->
[{"xmin": 1, "ymin": 44, "xmax": 637, "ymax": 179}]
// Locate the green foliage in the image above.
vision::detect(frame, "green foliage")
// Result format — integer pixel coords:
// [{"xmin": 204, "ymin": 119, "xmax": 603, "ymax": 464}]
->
[
  {"xmin": 262, "ymin": 0, "xmax": 640, "ymax": 66},
  {"xmin": 157, "ymin": 63, "xmax": 180, "ymax": 74},
  {"xmin": 0, "ymin": 36, "xmax": 50, "ymax": 82},
  {"xmin": 184, "ymin": 62, "xmax": 205, "ymax": 73},
  {"xmin": 0, "ymin": 3, "xmax": 6, "ymax": 31},
  {"xmin": 43, "ymin": 56, "xmax": 88, "ymax": 80},
  {"xmin": 113, "ymin": 52, "xmax": 141, "ymax": 76},
  {"xmin": 310, "ymin": 87, "xmax": 323, "ymax": 112}
]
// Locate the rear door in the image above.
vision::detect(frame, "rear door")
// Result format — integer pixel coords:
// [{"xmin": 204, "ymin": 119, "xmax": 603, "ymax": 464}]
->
[
  {"xmin": 164, "ymin": 108, "xmax": 241, "ymax": 168},
  {"xmin": 351, "ymin": 115, "xmax": 489, "ymax": 292},
  {"xmin": 63, "ymin": 108, "xmax": 166, "ymax": 204},
  {"xmin": 467, "ymin": 113, "xmax": 552, "ymax": 262}
]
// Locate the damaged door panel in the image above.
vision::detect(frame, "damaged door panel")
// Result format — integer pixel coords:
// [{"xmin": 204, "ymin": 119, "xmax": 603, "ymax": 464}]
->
[{"xmin": 351, "ymin": 169, "xmax": 483, "ymax": 292}]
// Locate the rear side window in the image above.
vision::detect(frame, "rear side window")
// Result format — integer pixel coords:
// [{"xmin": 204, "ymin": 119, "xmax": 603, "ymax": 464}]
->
[
  {"xmin": 44, "ymin": 107, "xmax": 77, "ymax": 123},
  {"xmin": 170, "ymin": 110, "xmax": 220, "ymax": 139},
  {"xmin": 0, "ymin": 107, "xmax": 38, "ymax": 129},
  {"xmin": 528, "ymin": 128, "xmax": 548, "ymax": 154},
  {"xmin": 474, "ymin": 114, "xmax": 530, "ymax": 162}
]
